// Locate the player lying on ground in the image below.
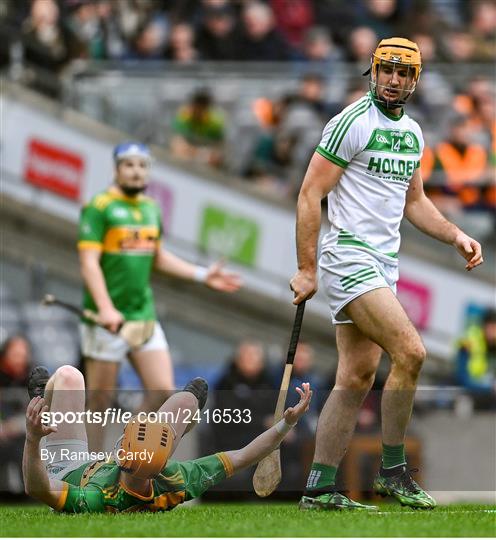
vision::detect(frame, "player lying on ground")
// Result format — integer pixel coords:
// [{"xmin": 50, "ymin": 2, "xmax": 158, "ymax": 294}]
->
[
  {"xmin": 290, "ymin": 37, "xmax": 484, "ymax": 511},
  {"xmin": 23, "ymin": 365, "xmax": 312, "ymax": 513}
]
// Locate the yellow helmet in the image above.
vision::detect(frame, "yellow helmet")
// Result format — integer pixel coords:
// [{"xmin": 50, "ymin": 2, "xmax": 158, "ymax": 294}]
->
[
  {"xmin": 368, "ymin": 37, "xmax": 422, "ymax": 106},
  {"xmin": 114, "ymin": 417, "xmax": 175, "ymax": 480}
]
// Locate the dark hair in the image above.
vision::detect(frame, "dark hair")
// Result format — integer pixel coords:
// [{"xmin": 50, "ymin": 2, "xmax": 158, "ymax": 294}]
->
[{"xmin": 191, "ymin": 88, "xmax": 212, "ymax": 107}]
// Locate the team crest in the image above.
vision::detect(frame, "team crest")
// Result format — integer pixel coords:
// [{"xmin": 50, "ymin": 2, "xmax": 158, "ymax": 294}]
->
[{"xmin": 404, "ymin": 134, "xmax": 414, "ymax": 148}]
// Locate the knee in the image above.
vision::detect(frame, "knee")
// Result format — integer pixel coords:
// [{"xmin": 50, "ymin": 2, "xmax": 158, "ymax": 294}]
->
[
  {"xmin": 337, "ymin": 367, "xmax": 376, "ymax": 391},
  {"xmin": 393, "ymin": 342, "xmax": 426, "ymax": 379},
  {"xmin": 55, "ymin": 365, "xmax": 85, "ymax": 390}
]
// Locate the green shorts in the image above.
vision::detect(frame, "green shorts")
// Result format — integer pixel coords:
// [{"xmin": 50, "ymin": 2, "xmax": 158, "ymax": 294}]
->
[{"xmin": 157, "ymin": 452, "xmax": 234, "ymax": 502}]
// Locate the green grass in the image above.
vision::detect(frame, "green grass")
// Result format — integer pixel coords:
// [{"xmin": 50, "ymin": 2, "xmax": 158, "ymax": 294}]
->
[{"xmin": 0, "ymin": 503, "xmax": 494, "ymax": 537}]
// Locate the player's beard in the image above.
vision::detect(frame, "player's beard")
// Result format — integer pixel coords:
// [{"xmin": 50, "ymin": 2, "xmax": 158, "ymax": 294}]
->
[
  {"xmin": 117, "ymin": 176, "xmax": 148, "ymax": 197},
  {"xmin": 120, "ymin": 184, "xmax": 147, "ymax": 196}
]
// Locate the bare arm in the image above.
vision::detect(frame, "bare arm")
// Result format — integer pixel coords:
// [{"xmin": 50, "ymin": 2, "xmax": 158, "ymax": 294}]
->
[
  {"xmin": 79, "ymin": 248, "xmax": 123, "ymax": 331},
  {"xmin": 226, "ymin": 384, "xmax": 312, "ymax": 472},
  {"xmin": 154, "ymin": 248, "xmax": 241, "ymax": 292},
  {"xmin": 23, "ymin": 397, "xmax": 65, "ymax": 509},
  {"xmin": 405, "ymin": 170, "xmax": 483, "ymax": 271},
  {"xmin": 290, "ymin": 153, "xmax": 344, "ymax": 304}
]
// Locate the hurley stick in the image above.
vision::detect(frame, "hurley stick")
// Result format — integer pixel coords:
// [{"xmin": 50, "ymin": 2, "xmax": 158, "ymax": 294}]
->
[{"xmin": 253, "ymin": 300, "xmax": 306, "ymax": 497}]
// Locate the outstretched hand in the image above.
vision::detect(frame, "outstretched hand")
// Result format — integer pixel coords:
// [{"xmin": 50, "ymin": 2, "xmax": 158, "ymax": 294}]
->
[
  {"xmin": 205, "ymin": 260, "xmax": 242, "ymax": 292},
  {"xmin": 283, "ymin": 382, "xmax": 312, "ymax": 425},
  {"xmin": 453, "ymin": 232, "xmax": 483, "ymax": 271},
  {"xmin": 26, "ymin": 396, "xmax": 57, "ymax": 442}
]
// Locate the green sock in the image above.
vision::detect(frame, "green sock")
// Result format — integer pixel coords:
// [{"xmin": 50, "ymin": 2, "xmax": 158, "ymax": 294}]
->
[
  {"xmin": 306, "ymin": 462, "xmax": 337, "ymax": 490},
  {"xmin": 382, "ymin": 443, "xmax": 406, "ymax": 469}
]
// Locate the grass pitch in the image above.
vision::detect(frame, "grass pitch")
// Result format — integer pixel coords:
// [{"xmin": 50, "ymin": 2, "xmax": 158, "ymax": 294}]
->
[{"xmin": 0, "ymin": 503, "xmax": 494, "ymax": 537}]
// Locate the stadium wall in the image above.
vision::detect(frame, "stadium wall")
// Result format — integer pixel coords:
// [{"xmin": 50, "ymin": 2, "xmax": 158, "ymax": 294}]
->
[{"xmin": 1, "ymin": 82, "xmax": 493, "ymax": 361}]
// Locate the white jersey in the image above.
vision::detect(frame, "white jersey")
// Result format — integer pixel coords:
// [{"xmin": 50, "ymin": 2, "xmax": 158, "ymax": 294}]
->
[{"xmin": 317, "ymin": 92, "xmax": 424, "ymax": 261}]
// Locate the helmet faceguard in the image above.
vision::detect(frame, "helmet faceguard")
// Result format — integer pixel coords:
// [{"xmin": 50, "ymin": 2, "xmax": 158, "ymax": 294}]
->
[
  {"xmin": 366, "ymin": 37, "xmax": 422, "ymax": 109},
  {"xmin": 114, "ymin": 417, "xmax": 175, "ymax": 480}
]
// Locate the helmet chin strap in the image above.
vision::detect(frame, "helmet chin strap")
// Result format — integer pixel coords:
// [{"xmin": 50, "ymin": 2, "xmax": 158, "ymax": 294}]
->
[{"xmin": 367, "ymin": 63, "xmax": 416, "ymax": 109}]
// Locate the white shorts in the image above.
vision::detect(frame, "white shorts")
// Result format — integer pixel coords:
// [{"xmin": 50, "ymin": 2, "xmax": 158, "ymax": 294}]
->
[
  {"xmin": 80, "ymin": 321, "xmax": 169, "ymax": 363},
  {"xmin": 319, "ymin": 247, "xmax": 399, "ymax": 325},
  {"xmin": 44, "ymin": 438, "xmax": 90, "ymax": 480}
]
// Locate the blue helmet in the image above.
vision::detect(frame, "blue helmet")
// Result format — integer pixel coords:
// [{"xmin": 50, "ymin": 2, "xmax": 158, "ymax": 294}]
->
[{"xmin": 113, "ymin": 141, "xmax": 152, "ymax": 164}]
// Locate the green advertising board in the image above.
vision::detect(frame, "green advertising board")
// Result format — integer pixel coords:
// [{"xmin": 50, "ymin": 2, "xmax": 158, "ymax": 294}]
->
[{"xmin": 199, "ymin": 205, "xmax": 259, "ymax": 266}]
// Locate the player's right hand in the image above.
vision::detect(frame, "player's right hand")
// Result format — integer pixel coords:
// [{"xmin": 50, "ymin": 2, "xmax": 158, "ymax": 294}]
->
[
  {"xmin": 26, "ymin": 396, "xmax": 57, "ymax": 441},
  {"xmin": 290, "ymin": 270, "xmax": 317, "ymax": 305},
  {"xmin": 283, "ymin": 383, "xmax": 312, "ymax": 425},
  {"xmin": 97, "ymin": 306, "xmax": 124, "ymax": 333}
]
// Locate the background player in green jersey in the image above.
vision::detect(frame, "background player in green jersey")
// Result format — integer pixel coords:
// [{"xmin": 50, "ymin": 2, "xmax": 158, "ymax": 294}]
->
[
  {"xmin": 78, "ymin": 142, "xmax": 241, "ymax": 451},
  {"xmin": 22, "ymin": 364, "xmax": 312, "ymax": 513},
  {"xmin": 290, "ymin": 38, "xmax": 484, "ymax": 510}
]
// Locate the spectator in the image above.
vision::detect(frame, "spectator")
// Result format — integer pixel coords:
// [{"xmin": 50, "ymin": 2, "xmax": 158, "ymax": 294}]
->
[
  {"xmin": 245, "ymin": 74, "xmax": 329, "ymax": 197},
  {"xmin": 440, "ymin": 28, "xmax": 477, "ymax": 62},
  {"xmin": 297, "ymin": 26, "xmax": 344, "ymax": 65},
  {"xmin": 276, "ymin": 341, "xmax": 323, "ymax": 416},
  {"xmin": 0, "ymin": 335, "xmax": 31, "ymax": 388},
  {"xmin": 408, "ymin": 32, "xmax": 452, "ymax": 112},
  {"xmin": 358, "ymin": 0, "xmax": 399, "ymax": 38},
  {"xmin": 0, "ymin": 335, "xmax": 32, "ymax": 494},
  {"xmin": 270, "ymin": 0, "xmax": 314, "ymax": 49},
  {"xmin": 470, "ymin": 0, "xmax": 496, "ymax": 62},
  {"xmin": 429, "ymin": 114, "xmax": 488, "ymax": 210},
  {"xmin": 170, "ymin": 88, "xmax": 225, "ymax": 167},
  {"xmin": 209, "ymin": 339, "xmax": 274, "ymax": 494},
  {"xmin": 244, "ymin": 127, "xmax": 297, "ymax": 197},
  {"xmin": 277, "ymin": 74, "xmax": 329, "ymax": 194},
  {"xmin": 237, "ymin": 1, "xmax": 290, "ymax": 61},
  {"xmin": 66, "ymin": 0, "xmax": 103, "ymax": 59},
  {"xmin": 195, "ymin": 4, "xmax": 240, "ymax": 61},
  {"xmin": 455, "ymin": 308, "xmax": 496, "ymax": 409},
  {"xmin": 347, "ymin": 26, "xmax": 378, "ymax": 63},
  {"xmin": 128, "ymin": 16, "xmax": 168, "ymax": 60},
  {"xmin": 21, "ymin": 0, "xmax": 83, "ymax": 95},
  {"xmin": 67, "ymin": 0, "xmax": 128, "ymax": 60},
  {"xmin": 164, "ymin": 22, "xmax": 198, "ymax": 63}
]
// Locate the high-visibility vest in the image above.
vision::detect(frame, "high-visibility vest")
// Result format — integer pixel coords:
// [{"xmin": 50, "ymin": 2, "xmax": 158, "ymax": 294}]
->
[
  {"xmin": 435, "ymin": 142, "xmax": 487, "ymax": 187},
  {"xmin": 460, "ymin": 325, "xmax": 489, "ymax": 380},
  {"xmin": 420, "ymin": 146, "xmax": 435, "ymax": 182}
]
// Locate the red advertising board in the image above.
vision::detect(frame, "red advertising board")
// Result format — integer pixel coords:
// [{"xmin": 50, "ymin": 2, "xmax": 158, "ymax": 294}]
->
[
  {"xmin": 397, "ymin": 277, "xmax": 432, "ymax": 330},
  {"xmin": 24, "ymin": 138, "xmax": 84, "ymax": 200}
]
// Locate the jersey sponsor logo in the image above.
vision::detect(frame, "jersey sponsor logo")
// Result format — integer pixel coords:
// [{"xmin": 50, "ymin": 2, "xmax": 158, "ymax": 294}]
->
[
  {"xmin": 365, "ymin": 129, "xmax": 420, "ymax": 155},
  {"xmin": 103, "ymin": 226, "xmax": 159, "ymax": 254},
  {"xmin": 112, "ymin": 207, "xmax": 129, "ymax": 219},
  {"xmin": 367, "ymin": 156, "xmax": 418, "ymax": 181}
]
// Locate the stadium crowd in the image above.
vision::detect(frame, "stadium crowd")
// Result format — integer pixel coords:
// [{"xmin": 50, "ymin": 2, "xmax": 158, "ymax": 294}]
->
[
  {"xmin": 1, "ymin": 0, "xmax": 495, "ymax": 67},
  {"xmin": 1, "ymin": 0, "xmax": 493, "ymax": 226}
]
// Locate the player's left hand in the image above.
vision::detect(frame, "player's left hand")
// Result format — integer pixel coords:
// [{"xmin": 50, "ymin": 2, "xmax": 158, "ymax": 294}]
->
[
  {"xmin": 25, "ymin": 396, "xmax": 57, "ymax": 442},
  {"xmin": 453, "ymin": 232, "xmax": 483, "ymax": 271},
  {"xmin": 283, "ymin": 382, "xmax": 312, "ymax": 425},
  {"xmin": 205, "ymin": 260, "xmax": 242, "ymax": 292}
]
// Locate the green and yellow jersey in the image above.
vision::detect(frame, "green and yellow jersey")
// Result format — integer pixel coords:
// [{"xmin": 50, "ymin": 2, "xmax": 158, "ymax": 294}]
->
[
  {"xmin": 55, "ymin": 453, "xmax": 233, "ymax": 513},
  {"xmin": 78, "ymin": 189, "xmax": 163, "ymax": 321}
]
